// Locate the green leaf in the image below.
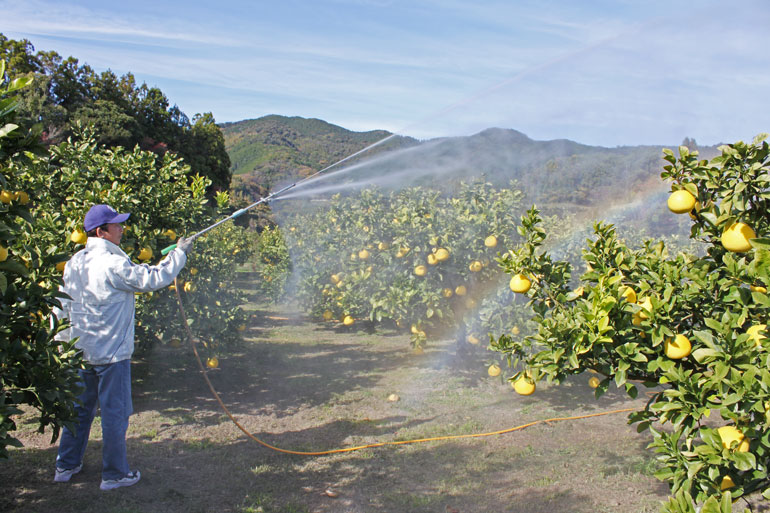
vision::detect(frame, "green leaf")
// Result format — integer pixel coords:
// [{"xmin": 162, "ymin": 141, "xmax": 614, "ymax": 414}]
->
[
  {"xmin": 732, "ymin": 451, "xmax": 756, "ymax": 471},
  {"xmin": 693, "ymin": 330, "xmax": 716, "ymax": 348},
  {"xmin": 750, "ymin": 249, "xmax": 770, "ymax": 276},
  {"xmin": 691, "ymin": 348, "xmax": 718, "ymax": 363},
  {"xmin": 0, "ymin": 260, "xmax": 28, "ymax": 276},
  {"xmin": 750, "ymin": 237, "xmax": 770, "ymax": 250},
  {"xmin": 700, "ymin": 211, "xmax": 718, "ymax": 226},
  {"xmin": 7, "ymin": 76, "xmax": 33, "ymax": 93},
  {"xmin": 700, "ymin": 495, "xmax": 722, "ymax": 513},
  {"xmin": 0, "ymin": 123, "xmax": 18, "ymax": 137}
]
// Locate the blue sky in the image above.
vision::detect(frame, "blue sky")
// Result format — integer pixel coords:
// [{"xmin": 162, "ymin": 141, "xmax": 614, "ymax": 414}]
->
[{"xmin": 3, "ymin": 0, "xmax": 769, "ymax": 146}]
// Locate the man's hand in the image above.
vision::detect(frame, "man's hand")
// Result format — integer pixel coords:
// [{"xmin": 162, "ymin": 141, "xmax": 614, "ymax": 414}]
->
[{"xmin": 176, "ymin": 237, "xmax": 193, "ymax": 254}]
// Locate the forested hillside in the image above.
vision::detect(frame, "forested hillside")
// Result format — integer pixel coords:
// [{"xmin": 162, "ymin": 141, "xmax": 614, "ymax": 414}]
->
[{"xmin": 222, "ymin": 115, "xmax": 416, "ymax": 197}]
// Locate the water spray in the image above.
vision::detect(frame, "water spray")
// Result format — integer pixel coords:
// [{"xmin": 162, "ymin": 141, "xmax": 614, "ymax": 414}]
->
[{"xmin": 160, "ymin": 133, "xmax": 398, "ymax": 255}]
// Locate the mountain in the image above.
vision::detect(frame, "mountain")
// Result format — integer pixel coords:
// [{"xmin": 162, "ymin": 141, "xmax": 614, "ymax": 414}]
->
[
  {"xmin": 221, "ymin": 115, "xmax": 417, "ymax": 193},
  {"xmin": 221, "ymin": 115, "xmax": 716, "ymax": 222}
]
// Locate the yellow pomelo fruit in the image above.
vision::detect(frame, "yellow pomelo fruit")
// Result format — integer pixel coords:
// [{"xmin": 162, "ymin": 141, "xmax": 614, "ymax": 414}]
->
[
  {"xmin": 71, "ymin": 229, "xmax": 87, "ymax": 245},
  {"xmin": 427, "ymin": 253, "xmax": 438, "ymax": 265},
  {"xmin": 414, "ymin": 265, "xmax": 427, "ymax": 276},
  {"xmin": 455, "ymin": 285, "xmax": 467, "ymax": 296},
  {"xmin": 442, "ymin": 288, "xmax": 453, "ymax": 298},
  {"xmin": 322, "ymin": 310, "xmax": 333, "ymax": 321},
  {"xmin": 138, "ymin": 247, "xmax": 153, "ymax": 261},
  {"xmin": 488, "ymin": 364, "xmax": 501, "ymax": 377},
  {"xmin": 206, "ymin": 357, "xmax": 219, "ymax": 369},
  {"xmin": 163, "ymin": 228, "xmax": 177, "ymax": 239},
  {"xmin": 588, "ymin": 376, "xmax": 600, "ymax": 388},
  {"xmin": 664, "ymin": 334, "xmax": 692, "ymax": 359},
  {"xmin": 343, "ymin": 315, "xmax": 355, "ymax": 326},
  {"xmin": 619, "ymin": 286, "xmax": 637, "ymax": 303},
  {"xmin": 435, "ymin": 248, "xmax": 450, "ymax": 262},
  {"xmin": 411, "ymin": 324, "xmax": 419, "ymax": 334},
  {"xmin": 190, "ymin": 267, "xmax": 198, "ymax": 275},
  {"xmin": 509, "ymin": 274, "xmax": 531, "ymax": 293},
  {"xmin": 511, "ymin": 326, "xmax": 520, "ymax": 335},
  {"xmin": 55, "ymin": 260, "xmax": 67, "ymax": 272},
  {"xmin": 667, "ymin": 190, "xmax": 696, "ymax": 214},
  {"xmin": 721, "ymin": 222, "xmax": 756, "ymax": 253},
  {"xmin": 378, "ymin": 242, "xmax": 390, "ymax": 250},
  {"xmin": 469, "ymin": 260, "xmax": 482, "ymax": 272},
  {"xmin": 512, "ymin": 375, "xmax": 536, "ymax": 396},
  {"xmin": 0, "ymin": 190, "xmax": 13, "ymax": 204},
  {"xmin": 0, "ymin": 245, "xmax": 7, "ymax": 262},
  {"xmin": 637, "ymin": 297, "xmax": 653, "ymax": 319},
  {"xmin": 330, "ymin": 274, "xmax": 341, "ymax": 284},
  {"xmin": 17, "ymin": 191, "xmax": 29, "ymax": 204},
  {"xmin": 748, "ymin": 324, "xmax": 767, "ymax": 347},
  {"xmin": 484, "ymin": 235, "xmax": 498, "ymax": 248},
  {"xmin": 720, "ymin": 475, "xmax": 735, "ymax": 491},
  {"xmin": 632, "ymin": 312, "xmax": 644, "ymax": 326},
  {"xmin": 717, "ymin": 425, "xmax": 749, "ymax": 452},
  {"xmin": 184, "ymin": 281, "xmax": 195, "ymax": 293},
  {"xmin": 358, "ymin": 249, "xmax": 370, "ymax": 260}
]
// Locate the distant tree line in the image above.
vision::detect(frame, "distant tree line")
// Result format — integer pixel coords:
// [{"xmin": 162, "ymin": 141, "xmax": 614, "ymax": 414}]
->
[{"xmin": 0, "ymin": 34, "xmax": 231, "ymax": 192}]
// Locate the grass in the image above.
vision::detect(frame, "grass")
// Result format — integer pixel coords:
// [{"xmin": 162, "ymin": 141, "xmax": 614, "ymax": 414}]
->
[{"xmin": 239, "ymin": 493, "xmax": 311, "ymax": 513}]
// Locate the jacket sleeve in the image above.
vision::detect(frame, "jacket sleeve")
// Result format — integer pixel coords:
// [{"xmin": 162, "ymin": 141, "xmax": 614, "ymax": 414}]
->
[{"xmin": 108, "ymin": 248, "xmax": 187, "ymax": 293}]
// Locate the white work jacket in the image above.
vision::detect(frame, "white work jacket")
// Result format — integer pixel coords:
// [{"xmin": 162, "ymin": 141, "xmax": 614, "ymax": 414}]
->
[{"xmin": 54, "ymin": 237, "xmax": 187, "ymax": 365}]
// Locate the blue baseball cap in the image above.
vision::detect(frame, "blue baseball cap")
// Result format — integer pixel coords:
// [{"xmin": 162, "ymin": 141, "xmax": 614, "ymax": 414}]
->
[{"xmin": 84, "ymin": 204, "xmax": 131, "ymax": 232}]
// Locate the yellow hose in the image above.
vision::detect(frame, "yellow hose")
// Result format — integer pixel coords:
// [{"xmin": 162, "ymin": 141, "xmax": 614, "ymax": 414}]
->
[{"xmin": 173, "ymin": 278, "xmax": 635, "ymax": 456}]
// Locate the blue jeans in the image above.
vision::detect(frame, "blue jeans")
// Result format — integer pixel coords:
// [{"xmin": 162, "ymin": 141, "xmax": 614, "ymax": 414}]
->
[{"xmin": 56, "ymin": 359, "xmax": 133, "ymax": 480}]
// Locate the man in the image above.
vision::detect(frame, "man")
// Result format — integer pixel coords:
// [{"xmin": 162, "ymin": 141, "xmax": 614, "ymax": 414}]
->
[{"xmin": 52, "ymin": 204, "xmax": 192, "ymax": 490}]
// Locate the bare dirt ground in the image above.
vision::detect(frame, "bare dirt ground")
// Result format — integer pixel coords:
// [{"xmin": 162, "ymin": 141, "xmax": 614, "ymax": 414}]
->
[{"xmin": 2, "ymin": 302, "xmax": 751, "ymax": 513}]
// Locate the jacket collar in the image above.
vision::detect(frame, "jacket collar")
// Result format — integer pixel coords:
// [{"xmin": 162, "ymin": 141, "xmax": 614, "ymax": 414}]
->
[{"xmin": 85, "ymin": 236, "xmax": 129, "ymax": 258}]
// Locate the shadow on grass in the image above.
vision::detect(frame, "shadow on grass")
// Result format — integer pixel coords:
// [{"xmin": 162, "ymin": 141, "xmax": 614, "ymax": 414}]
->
[
  {"xmin": 1, "ymin": 417, "xmax": 631, "ymax": 513},
  {"xmin": 133, "ymin": 306, "xmax": 650, "ymax": 435}
]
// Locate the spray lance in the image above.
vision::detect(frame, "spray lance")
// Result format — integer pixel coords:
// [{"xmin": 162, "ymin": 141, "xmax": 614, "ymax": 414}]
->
[{"xmin": 160, "ymin": 182, "xmax": 297, "ymax": 255}]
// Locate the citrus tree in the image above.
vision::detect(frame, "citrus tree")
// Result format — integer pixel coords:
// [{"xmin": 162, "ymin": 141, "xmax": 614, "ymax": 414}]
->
[
  {"xmin": 13, "ymin": 124, "xmax": 251, "ymax": 364},
  {"xmin": 250, "ymin": 225, "xmax": 290, "ymax": 301},
  {"xmin": 274, "ymin": 181, "xmax": 533, "ymax": 348},
  {"xmin": 492, "ymin": 135, "xmax": 769, "ymax": 510},
  {"xmin": 0, "ymin": 61, "xmax": 83, "ymax": 457}
]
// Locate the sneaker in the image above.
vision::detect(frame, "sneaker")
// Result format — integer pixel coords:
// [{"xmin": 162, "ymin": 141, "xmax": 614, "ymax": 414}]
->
[
  {"xmin": 100, "ymin": 470, "xmax": 141, "ymax": 491},
  {"xmin": 54, "ymin": 463, "xmax": 83, "ymax": 483}
]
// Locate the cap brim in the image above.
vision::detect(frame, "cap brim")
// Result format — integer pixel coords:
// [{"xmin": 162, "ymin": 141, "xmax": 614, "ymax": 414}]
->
[{"xmin": 112, "ymin": 213, "xmax": 130, "ymax": 224}]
